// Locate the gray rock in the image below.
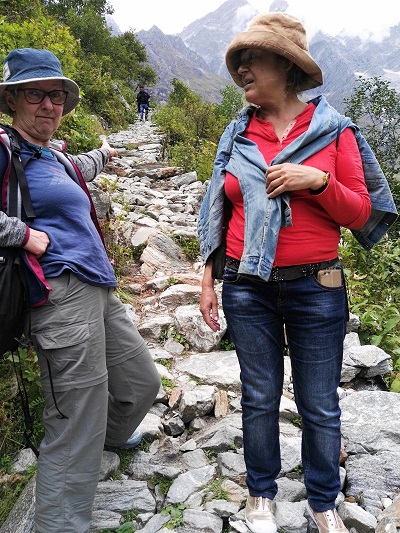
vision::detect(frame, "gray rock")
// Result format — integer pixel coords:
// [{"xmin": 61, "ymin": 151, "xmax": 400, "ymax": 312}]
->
[
  {"xmin": 375, "ymin": 495, "xmax": 400, "ymax": 533},
  {"xmin": 275, "ymin": 501, "xmax": 308, "ymax": 533},
  {"xmin": 174, "ymin": 305, "xmax": 227, "ymax": 352},
  {"xmin": 99, "ymin": 451, "xmax": 120, "ymax": 481},
  {"xmin": 93, "ymin": 480, "xmax": 156, "ymax": 514},
  {"xmin": 182, "ymin": 508, "xmax": 223, "ymax": 532},
  {"xmin": 217, "ymin": 452, "xmax": 246, "ymax": 481},
  {"xmin": 175, "ymin": 351, "xmax": 241, "ymax": 388},
  {"xmin": 166, "ymin": 465, "xmax": 216, "ymax": 504},
  {"xmin": 0, "ymin": 477, "xmax": 36, "ymax": 533},
  {"xmin": 89, "ymin": 509, "xmax": 122, "ymax": 532},
  {"xmin": 179, "ymin": 385, "xmax": 216, "ymax": 422},
  {"xmin": 181, "ymin": 449, "xmax": 210, "ymax": 470},
  {"xmin": 338, "ymin": 501, "xmax": 378, "ymax": 532},
  {"xmin": 204, "ymin": 499, "xmax": 241, "ymax": 518},
  {"xmin": 137, "ymin": 512, "xmax": 170, "ymax": 532},
  {"xmin": 275, "ymin": 478, "xmax": 307, "ymax": 502},
  {"xmin": 138, "ymin": 315, "xmax": 174, "ymax": 341},
  {"xmin": 11, "ymin": 449, "xmax": 37, "ymax": 474}
]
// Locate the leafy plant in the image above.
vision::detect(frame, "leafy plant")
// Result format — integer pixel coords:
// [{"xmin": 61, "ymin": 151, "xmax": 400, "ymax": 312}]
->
[
  {"xmin": 0, "ymin": 471, "xmax": 35, "ymax": 527},
  {"xmin": 208, "ymin": 478, "xmax": 229, "ymax": 501},
  {"xmin": 167, "ymin": 277, "xmax": 180, "ymax": 287},
  {"xmin": 339, "ymin": 230, "xmax": 400, "ymax": 389},
  {"xmin": 137, "ymin": 438, "xmax": 152, "ymax": 453},
  {"xmin": 152, "ymin": 79, "xmax": 232, "ymax": 181},
  {"xmin": 292, "ymin": 417, "xmax": 303, "ymax": 428},
  {"xmin": 150, "ymin": 475, "xmax": 174, "ymax": 495},
  {"xmin": 99, "ymin": 509, "xmax": 138, "ymax": 533},
  {"xmin": 57, "ymin": 111, "xmax": 103, "ymax": 152},
  {"xmin": 115, "ymin": 524, "xmax": 136, "ymax": 533},
  {"xmin": 115, "ymin": 449, "xmax": 134, "ymax": 473},
  {"xmin": 220, "ymin": 339, "xmax": 235, "ymax": 351},
  {"xmin": 170, "ymin": 330, "xmax": 189, "ymax": 350},
  {"xmin": 158, "ymin": 329, "xmax": 169, "ymax": 345},
  {"xmin": 160, "ymin": 502, "xmax": 188, "ymax": 529},
  {"xmin": 294, "ymin": 465, "xmax": 303, "ymax": 475},
  {"xmin": 214, "ymin": 85, "xmax": 245, "ymax": 123},
  {"xmin": 169, "ymin": 234, "xmax": 200, "ymax": 261},
  {"xmin": 204, "ymin": 449, "xmax": 218, "ymax": 460},
  {"xmin": 157, "ymin": 358, "xmax": 172, "ymax": 370},
  {"xmin": 161, "ymin": 377, "xmax": 175, "ymax": 395}
]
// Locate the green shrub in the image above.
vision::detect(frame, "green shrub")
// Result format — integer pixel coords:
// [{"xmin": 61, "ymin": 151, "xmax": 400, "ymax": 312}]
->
[
  {"xmin": 150, "ymin": 475, "xmax": 174, "ymax": 495},
  {"xmin": 160, "ymin": 502, "xmax": 188, "ymax": 529},
  {"xmin": 169, "ymin": 234, "xmax": 200, "ymax": 261},
  {"xmin": 57, "ymin": 111, "xmax": 104, "ymax": 153},
  {"xmin": 339, "ymin": 230, "xmax": 400, "ymax": 390}
]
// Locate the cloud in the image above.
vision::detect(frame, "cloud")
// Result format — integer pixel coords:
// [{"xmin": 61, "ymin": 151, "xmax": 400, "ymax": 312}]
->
[{"xmin": 110, "ymin": 0, "xmax": 399, "ymax": 41}]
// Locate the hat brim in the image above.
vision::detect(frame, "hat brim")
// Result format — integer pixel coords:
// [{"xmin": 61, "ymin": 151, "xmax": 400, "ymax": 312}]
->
[
  {"xmin": 0, "ymin": 76, "xmax": 80, "ymax": 116},
  {"xmin": 225, "ymin": 30, "xmax": 323, "ymax": 91}
]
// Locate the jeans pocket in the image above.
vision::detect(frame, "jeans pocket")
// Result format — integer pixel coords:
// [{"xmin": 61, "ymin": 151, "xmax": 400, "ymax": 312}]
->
[{"xmin": 313, "ymin": 267, "xmax": 344, "ymax": 290}]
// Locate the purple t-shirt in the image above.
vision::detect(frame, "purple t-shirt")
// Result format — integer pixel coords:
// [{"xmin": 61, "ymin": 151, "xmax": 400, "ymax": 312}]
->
[{"xmin": 21, "ymin": 144, "xmax": 117, "ymax": 287}]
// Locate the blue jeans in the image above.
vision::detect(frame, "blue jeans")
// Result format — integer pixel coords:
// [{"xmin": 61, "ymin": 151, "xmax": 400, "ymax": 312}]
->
[
  {"xmin": 139, "ymin": 103, "xmax": 149, "ymax": 119},
  {"xmin": 222, "ymin": 267, "xmax": 347, "ymax": 511}
]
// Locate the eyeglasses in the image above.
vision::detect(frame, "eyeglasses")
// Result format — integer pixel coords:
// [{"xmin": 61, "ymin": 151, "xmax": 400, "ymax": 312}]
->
[{"xmin": 17, "ymin": 88, "xmax": 68, "ymax": 105}]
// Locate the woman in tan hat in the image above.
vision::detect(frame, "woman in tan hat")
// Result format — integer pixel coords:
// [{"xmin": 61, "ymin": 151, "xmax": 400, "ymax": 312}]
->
[
  {"xmin": 198, "ymin": 12, "xmax": 396, "ymax": 533},
  {"xmin": 0, "ymin": 48, "xmax": 160, "ymax": 532}
]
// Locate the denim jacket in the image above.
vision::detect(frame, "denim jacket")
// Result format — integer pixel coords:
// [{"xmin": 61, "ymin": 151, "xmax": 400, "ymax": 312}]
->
[{"xmin": 197, "ymin": 96, "xmax": 398, "ymax": 281}]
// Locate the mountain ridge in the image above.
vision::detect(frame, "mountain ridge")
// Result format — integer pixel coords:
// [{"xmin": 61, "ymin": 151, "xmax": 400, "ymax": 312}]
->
[{"xmin": 108, "ymin": 0, "xmax": 400, "ymax": 111}]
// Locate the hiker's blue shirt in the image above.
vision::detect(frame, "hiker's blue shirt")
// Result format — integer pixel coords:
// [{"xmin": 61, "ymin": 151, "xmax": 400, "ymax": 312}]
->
[
  {"xmin": 19, "ymin": 144, "xmax": 117, "ymax": 287},
  {"xmin": 197, "ymin": 96, "xmax": 397, "ymax": 281}
]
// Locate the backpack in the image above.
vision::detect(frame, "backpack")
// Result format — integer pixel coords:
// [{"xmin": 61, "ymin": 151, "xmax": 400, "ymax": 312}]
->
[
  {"xmin": 0, "ymin": 248, "xmax": 30, "ymax": 354},
  {"xmin": 0, "ymin": 126, "xmax": 36, "ymax": 357},
  {"xmin": 136, "ymin": 91, "xmax": 150, "ymax": 105}
]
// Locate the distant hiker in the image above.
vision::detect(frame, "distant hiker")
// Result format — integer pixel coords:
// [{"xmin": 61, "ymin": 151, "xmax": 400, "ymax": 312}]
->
[{"xmin": 136, "ymin": 85, "xmax": 150, "ymax": 120}]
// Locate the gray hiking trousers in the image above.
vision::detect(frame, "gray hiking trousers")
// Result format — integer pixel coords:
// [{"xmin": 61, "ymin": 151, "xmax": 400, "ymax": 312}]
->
[{"xmin": 30, "ymin": 271, "xmax": 161, "ymax": 533}]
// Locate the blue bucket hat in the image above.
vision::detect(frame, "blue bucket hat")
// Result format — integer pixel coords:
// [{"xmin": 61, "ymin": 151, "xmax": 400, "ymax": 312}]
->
[{"xmin": 0, "ymin": 48, "xmax": 80, "ymax": 116}]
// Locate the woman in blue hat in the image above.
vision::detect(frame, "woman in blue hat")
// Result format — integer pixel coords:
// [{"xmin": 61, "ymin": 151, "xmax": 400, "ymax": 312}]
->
[{"xmin": 0, "ymin": 48, "xmax": 161, "ymax": 533}]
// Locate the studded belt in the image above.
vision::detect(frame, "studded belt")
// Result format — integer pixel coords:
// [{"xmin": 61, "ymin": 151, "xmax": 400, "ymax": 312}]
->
[{"xmin": 225, "ymin": 256, "xmax": 339, "ymax": 282}]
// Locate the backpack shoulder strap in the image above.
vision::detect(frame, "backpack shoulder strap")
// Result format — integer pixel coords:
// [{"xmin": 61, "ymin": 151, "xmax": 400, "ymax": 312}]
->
[
  {"xmin": 0, "ymin": 125, "xmax": 36, "ymax": 220},
  {"xmin": 336, "ymin": 117, "xmax": 342, "ymax": 150}
]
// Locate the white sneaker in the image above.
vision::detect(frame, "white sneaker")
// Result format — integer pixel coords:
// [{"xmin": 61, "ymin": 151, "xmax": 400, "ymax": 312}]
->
[
  {"xmin": 307, "ymin": 502, "xmax": 349, "ymax": 533},
  {"xmin": 245, "ymin": 496, "xmax": 277, "ymax": 533}
]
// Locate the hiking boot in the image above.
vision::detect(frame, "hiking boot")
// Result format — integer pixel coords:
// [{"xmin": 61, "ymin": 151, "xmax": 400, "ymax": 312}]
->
[
  {"xmin": 119, "ymin": 429, "xmax": 142, "ymax": 449},
  {"xmin": 307, "ymin": 502, "xmax": 349, "ymax": 533},
  {"xmin": 245, "ymin": 496, "xmax": 277, "ymax": 533}
]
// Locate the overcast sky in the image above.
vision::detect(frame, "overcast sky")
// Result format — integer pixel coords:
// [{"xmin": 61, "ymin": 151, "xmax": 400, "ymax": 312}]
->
[{"xmin": 109, "ymin": 0, "xmax": 398, "ymax": 41}]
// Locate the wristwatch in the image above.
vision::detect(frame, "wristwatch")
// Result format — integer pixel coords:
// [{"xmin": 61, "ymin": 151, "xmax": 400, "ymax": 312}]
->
[
  {"xmin": 322, "ymin": 171, "xmax": 330, "ymax": 187},
  {"xmin": 310, "ymin": 171, "xmax": 330, "ymax": 195}
]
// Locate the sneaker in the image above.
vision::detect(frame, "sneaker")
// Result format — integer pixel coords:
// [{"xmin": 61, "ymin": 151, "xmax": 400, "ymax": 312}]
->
[
  {"xmin": 245, "ymin": 496, "xmax": 277, "ymax": 533},
  {"xmin": 307, "ymin": 502, "xmax": 349, "ymax": 533},
  {"xmin": 119, "ymin": 429, "xmax": 142, "ymax": 449}
]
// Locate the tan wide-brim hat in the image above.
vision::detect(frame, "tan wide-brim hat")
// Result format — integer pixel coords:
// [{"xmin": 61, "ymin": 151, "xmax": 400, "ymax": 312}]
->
[{"xmin": 226, "ymin": 12, "xmax": 323, "ymax": 91}]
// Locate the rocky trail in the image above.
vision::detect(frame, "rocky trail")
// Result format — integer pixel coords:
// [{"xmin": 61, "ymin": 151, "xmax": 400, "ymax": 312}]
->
[{"xmin": 1, "ymin": 118, "xmax": 399, "ymax": 533}]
